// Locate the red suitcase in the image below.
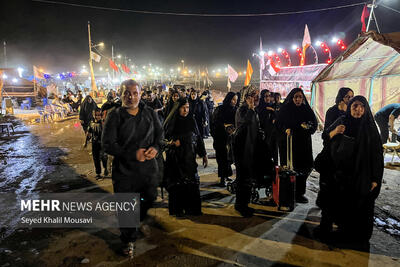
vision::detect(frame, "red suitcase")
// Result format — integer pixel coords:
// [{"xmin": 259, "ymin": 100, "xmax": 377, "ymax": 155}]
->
[{"xmin": 273, "ymin": 134, "xmax": 296, "ymax": 211}]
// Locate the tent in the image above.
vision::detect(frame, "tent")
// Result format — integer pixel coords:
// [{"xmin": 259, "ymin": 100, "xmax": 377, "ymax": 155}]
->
[
  {"xmin": 311, "ymin": 31, "xmax": 400, "ymax": 124},
  {"xmin": 260, "ymin": 64, "xmax": 327, "ymax": 100},
  {"xmin": 0, "ymin": 68, "xmax": 46, "ymax": 100}
]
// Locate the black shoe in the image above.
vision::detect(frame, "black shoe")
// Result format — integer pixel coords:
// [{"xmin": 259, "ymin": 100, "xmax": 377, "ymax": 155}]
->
[
  {"xmin": 103, "ymin": 170, "xmax": 109, "ymax": 177},
  {"xmin": 216, "ymin": 178, "xmax": 226, "ymax": 187},
  {"xmin": 313, "ymin": 225, "xmax": 332, "ymax": 241},
  {"xmin": 296, "ymin": 195, "xmax": 309, "ymax": 204},
  {"xmin": 235, "ymin": 205, "xmax": 254, "ymax": 218},
  {"xmin": 95, "ymin": 174, "xmax": 103, "ymax": 180},
  {"xmin": 225, "ymin": 177, "xmax": 233, "ymax": 182}
]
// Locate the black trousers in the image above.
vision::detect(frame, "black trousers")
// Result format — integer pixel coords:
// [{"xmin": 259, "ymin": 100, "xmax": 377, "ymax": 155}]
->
[
  {"xmin": 168, "ymin": 183, "xmax": 202, "ymax": 215},
  {"xmin": 92, "ymin": 142, "xmax": 107, "ymax": 175},
  {"xmin": 295, "ymin": 171, "xmax": 310, "ymax": 197},
  {"xmin": 234, "ymin": 164, "xmax": 253, "ymax": 208},
  {"xmin": 113, "ymin": 178, "xmax": 157, "ymax": 243},
  {"xmin": 375, "ymin": 115, "xmax": 389, "ymax": 144},
  {"xmin": 214, "ymin": 140, "xmax": 233, "ymax": 178}
]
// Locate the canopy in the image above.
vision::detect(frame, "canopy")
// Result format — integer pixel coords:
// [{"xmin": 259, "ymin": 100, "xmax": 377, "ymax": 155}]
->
[
  {"xmin": 311, "ymin": 31, "xmax": 400, "ymax": 123},
  {"xmin": 260, "ymin": 64, "xmax": 327, "ymax": 99}
]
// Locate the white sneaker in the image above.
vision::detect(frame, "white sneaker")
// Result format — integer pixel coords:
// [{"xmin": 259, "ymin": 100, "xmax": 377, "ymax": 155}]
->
[{"xmin": 123, "ymin": 242, "xmax": 135, "ymax": 258}]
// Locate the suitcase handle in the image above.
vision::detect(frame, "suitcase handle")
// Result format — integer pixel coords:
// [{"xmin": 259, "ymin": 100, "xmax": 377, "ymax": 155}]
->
[{"xmin": 287, "ymin": 134, "xmax": 293, "ymax": 170}]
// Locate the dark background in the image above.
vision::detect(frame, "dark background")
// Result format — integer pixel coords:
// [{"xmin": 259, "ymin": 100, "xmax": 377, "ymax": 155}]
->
[{"xmin": 1, "ymin": 0, "xmax": 400, "ymax": 73}]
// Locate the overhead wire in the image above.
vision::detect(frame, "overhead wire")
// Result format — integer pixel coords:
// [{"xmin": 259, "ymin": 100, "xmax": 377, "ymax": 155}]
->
[{"xmin": 32, "ymin": 0, "xmax": 366, "ymax": 17}]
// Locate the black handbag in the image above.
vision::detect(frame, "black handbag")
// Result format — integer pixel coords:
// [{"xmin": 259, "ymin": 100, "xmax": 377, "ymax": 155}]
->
[{"xmin": 330, "ymin": 134, "xmax": 356, "ymax": 166}]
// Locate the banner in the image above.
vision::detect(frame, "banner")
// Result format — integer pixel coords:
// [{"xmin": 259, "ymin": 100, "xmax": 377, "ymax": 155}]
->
[
  {"xmin": 244, "ymin": 60, "xmax": 253, "ymax": 86},
  {"xmin": 109, "ymin": 59, "xmax": 119, "ymax": 72},
  {"xmin": 33, "ymin": 66, "xmax": 45, "ymax": 80},
  {"xmin": 90, "ymin": 51, "xmax": 101, "ymax": 63},
  {"xmin": 228, "ymin": 64, "xmax": 238, "ymax": 83},
  {"xmin": 301, "ymin": 24, "xmax": 311, "ymax": 65}
]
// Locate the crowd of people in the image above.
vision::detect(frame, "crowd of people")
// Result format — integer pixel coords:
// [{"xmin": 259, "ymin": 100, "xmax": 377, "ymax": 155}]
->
[{"xmin": 73, "ymin": 79, "xmax": 400, "ymax": 256}]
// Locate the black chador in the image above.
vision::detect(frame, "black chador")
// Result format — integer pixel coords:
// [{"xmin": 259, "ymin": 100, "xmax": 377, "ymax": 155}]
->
[
  {"xmin": 276, "ymin": 88, "xmax": 317, "ymax": 203},
  {"xmin": 210, "ymin": 92, "xmax": 237, "ymax": 185},
  {"xmin": 163, "ymin": 98, "xmax": 207, "ymax": 216},
  {"xmin": 318, "ymin": 95, "xmax": 383, "ymax": 242}
]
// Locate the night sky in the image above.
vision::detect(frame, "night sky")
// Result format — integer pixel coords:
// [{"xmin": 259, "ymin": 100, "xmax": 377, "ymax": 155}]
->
[{"xmin": 1, "ymin": 0, "xmax": 400, "ymax": 73}]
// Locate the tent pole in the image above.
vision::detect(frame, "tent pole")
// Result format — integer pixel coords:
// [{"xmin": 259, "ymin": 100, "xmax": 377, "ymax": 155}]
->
[
  {"xmin": 310, "ymin": 82, "xmax": 316, "ymax": 108},
  {"xmin": 368, "ymin": 53, "xmax": 399, "ymax": 106}
]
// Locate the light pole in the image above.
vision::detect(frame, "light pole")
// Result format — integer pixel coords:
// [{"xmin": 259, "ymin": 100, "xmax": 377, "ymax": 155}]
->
[{"xmin": 3, "ymin": 41, "xmax": 7, "ymax": 68}]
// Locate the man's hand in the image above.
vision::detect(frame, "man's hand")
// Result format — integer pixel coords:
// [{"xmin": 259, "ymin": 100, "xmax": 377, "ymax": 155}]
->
[
  {"xmin": 329, "ymin": 124, "xmax": 345, "ymax": 139},
  {"xmin": 203, "ymin": 156, "xmax": 208, "ymax": 168},
  {"xmin": 136, "ymin": 148, "xmax": 146, "ymax": 162},
  {"xmin": 371, "ymin": 182, "xmax": 378, "ymax": 192},
  {"xmin": 144, "ymin": 147, "xmax": 158, "ymax": 160},
  {"xmin": 285, "ymin": 129, "xmax": 291, "ymax": 136}
]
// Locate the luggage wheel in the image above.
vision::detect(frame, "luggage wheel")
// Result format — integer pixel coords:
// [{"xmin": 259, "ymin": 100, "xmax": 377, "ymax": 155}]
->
[{"xmin": 251, "ymin": 188, "xmax": 259, "ymax": 203}]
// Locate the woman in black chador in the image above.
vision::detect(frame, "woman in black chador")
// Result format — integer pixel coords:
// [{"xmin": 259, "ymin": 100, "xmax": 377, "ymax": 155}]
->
[
  {"xmin": 324, "ymin": 87, "xmax": 354, "ymax": 130},
  {"xmin": 257, "ymin": 90, "xmax": 278, "ymax": 165},
  {"xmin": 79, "ymin": 95, "xmax": 98, "ymax": 133},
  {"xmin": 164, "ymin": 97, "xmax": 208, "ymax": 217},
  {"xmin": 277, "ymin": 88, "xmax": 317, "ymax": 203},
  {"xmin": 210, "ymin": 92, "xmax": 238, "ymax": 186},
  {"xmin": 188, "ymin": 89, "xmax": 209, "ymax": 138},
  {"xmin": 317, "ymin": 96, "xmax": 383, "ymax": 242},
  {"xmin": 234, "ymin": 88, "xmax": 273, "ymax": 217}
]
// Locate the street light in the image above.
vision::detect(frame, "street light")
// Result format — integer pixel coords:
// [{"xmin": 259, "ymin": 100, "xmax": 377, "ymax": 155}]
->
[
  {"xmin": 91, "ymin": 42, "xmax": 104, "ymax": 48},
  {"xmin": 117, "ymin": 55, "xmax": 121, "ymax": 59}
]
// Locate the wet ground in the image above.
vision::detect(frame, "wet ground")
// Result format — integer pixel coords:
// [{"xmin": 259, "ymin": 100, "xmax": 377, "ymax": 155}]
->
[{"xmin": 0, "ymin": 114, "xmax": 399, "ymax": 266}]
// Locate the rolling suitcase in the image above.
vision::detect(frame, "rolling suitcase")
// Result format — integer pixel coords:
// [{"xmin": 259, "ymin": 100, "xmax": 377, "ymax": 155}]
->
[{"xmin": 273, "ymin": 134, "xmax": 296, "ymax": 211}]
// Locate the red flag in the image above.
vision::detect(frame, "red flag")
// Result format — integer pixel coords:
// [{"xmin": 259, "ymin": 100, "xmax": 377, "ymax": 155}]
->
[
  {"xmin": 361, "ymin": 5, "xmax": 370, "ymax": 33},
  {"xmin": 121, "ymin": 64, "xmax": 131, "ymax": 74},
  {"xmin": 109, "ymin": 59, "xmax": 119, "ymax": 72}
]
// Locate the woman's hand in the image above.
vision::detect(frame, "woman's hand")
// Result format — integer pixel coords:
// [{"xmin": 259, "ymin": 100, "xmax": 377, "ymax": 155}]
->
[
  {"xmin": 285, "ymin": 129, "xmax": 291, "ymax": 136},
  {"xmin": 174, "ymin": 140, "xmax": 180, "ymax": 147},
  {"xmin": 329, "ymin": 124, "xmax": 345, "ymax": 139},
  {"xmin": 371, "ymin": 182, "xmax": 378, "ymax": 192},
  {"xmin": 203, "ymin": 156, "xmax": 208, "ymax": 168}
]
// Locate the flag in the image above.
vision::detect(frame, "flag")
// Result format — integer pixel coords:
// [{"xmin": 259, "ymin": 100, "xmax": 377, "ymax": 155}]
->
[
  {"xmin": 301, "ymin": 24, "xmax": 311, "ymax": 66},
  {"xmin": 121, "ymin": 64, "xmax": 131, "ymax": 74},
  {"xmin": 244, "ymin": 60, "xmax": 253, "ymax": 86},
  {"xmin": 90, "ymin": 51, "xmax": 101, "ymax": 63},
  {"xmin": 260, "ymin": 37, "xmax": 265, "ymax": 70},
  {"xmin": 33, "ymin": 66, "xmax": 45, "ymax": 79},
  {"xmin": 228, "ymin": 64, "xmax": 238, "ymax": 83},
  {"xmin": 361, "ymin": 5, "xmax": 370, "ymax": 32},
  {"xmin": 109, "ymin": 59, "xmax": 119, "ymax": 72},
  {"xmin": 227, "ymin": 78, "xmax": 231, "ymax": 91},
  {"xmin": 267, "ymin": 59, "xmax": 281, "ymax": 76}
]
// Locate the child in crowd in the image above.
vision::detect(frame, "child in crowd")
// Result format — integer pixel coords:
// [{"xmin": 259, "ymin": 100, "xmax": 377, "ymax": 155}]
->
[{"xmin": 85, "ymin": 108, "xmax": 108, "ymax": 180}]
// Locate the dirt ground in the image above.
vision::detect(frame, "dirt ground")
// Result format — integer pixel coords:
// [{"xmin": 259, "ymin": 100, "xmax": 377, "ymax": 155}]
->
[{"xmin": 0, "ymin": 114, "xmax": 399, "ymax": 267}]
